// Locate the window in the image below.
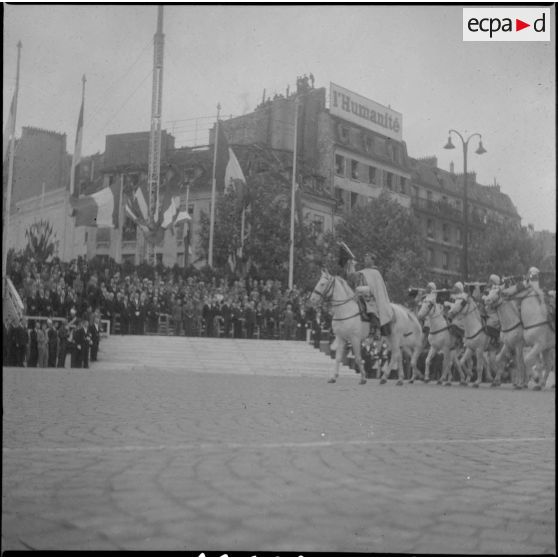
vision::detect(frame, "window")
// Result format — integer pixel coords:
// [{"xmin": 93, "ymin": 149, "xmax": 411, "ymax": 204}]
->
[
  {"xmin": 122, "ymin": 216, "xmax": 138, "ymax": 241},
  {"xmin": 456, "ymin": 227, "xmax": 463, "ymax": 245},
  {"xmin": 442, "ymin": 223, "xmax": 449, "ymax": 242},
  {"xmin": 335, "ymin": 154, "xmax": 345, "ymax": 176},
  {"xmin": 84, "ymin": 232, "xmax": 88, "ymax": 242},
  {"xmin": 412, "ymin": 185, "xmax": 419, "ymax": 198},
  {"xmin": 350, "ymin": 191, "xmax": 359, "ymax": 209},
  {"xmin": 400, "ymin": 177, "xmax": 407, "ymax": 195},
  {"xmin": 427, "ymin": 249, "xmax": 434, "ymax": 265},
  {"xmin": 351, "ymin": 160, "xmax": 359, "ymax": 180},
  {"xmin": 177, "ymin": 253, "xmax": 185, "ymax": 267},
  {"xmin": 427, "ymin": 219, "xmax": 434, "ymax": 239},
  {"xmin": 443, "ymin": 252, "xmax": 449, "ymax": 270},
  {"xmin": 311, "ymin": 214, "xmax": 325, "ymax": 235},
  {"xmin": 156, "ymin": 253, "xmax": 163, "ymax": 265},
  {"xmin": 386, "ymin": 172, "xmax": 394, "ymax": 190},
  {"xmin": 427, "ymin": 190, "xmax": 433, "ymax": 206},
  {"xmin": 122, "ymin": 254, "xmax": 135, "ymax": 266},
  {"xmin": 335, "ymin": 187, "xmax": 345, "ymax": 206},
  {"xmin": 368, "ymin": 166, "xmax": 377, "ymax": 184}
]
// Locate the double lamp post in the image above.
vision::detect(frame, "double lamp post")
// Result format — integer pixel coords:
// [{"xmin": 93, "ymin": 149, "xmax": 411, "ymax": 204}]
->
[{"xmin": 443, "ymin": 130, "xmax": 487, "ymax": 281}]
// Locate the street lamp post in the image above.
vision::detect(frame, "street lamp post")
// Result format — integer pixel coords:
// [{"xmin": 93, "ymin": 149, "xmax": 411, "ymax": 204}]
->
[{"xmin": 443, "ymin": 130, "xmax": 486, "ymax": 281}]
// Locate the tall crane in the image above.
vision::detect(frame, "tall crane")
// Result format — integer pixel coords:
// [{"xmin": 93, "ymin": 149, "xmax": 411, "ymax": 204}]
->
[{"xmin": 145, "ymin": 5, "xmax": 165, "ymax": 264}]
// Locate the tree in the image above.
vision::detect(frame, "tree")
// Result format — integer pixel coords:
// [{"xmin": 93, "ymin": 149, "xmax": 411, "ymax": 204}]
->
[
  {"xmin": 468, "ymin": 222, "xmax": 546, "ymax": 281},
  {"xmin": 334, "ymin": 192, "xmax": 427, "ymax": 303},
  {"xmin": 197, "ymin": 169, "xmax": 321, "ymax": 287},
  {"xmin": 24, "ymin": 220, "xmax": 58, "ymax": 264}
]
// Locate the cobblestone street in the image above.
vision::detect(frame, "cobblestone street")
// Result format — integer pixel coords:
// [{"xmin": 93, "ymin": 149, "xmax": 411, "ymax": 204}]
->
[{"xmin": 2, "ymin": 365, "xmax": 555, "ymax": 554}]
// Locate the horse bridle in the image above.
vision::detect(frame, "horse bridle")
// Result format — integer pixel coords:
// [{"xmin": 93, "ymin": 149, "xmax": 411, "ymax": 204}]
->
[{"xmin": 313, "ymin": 275, "xmax": 355, "ymax": 308}]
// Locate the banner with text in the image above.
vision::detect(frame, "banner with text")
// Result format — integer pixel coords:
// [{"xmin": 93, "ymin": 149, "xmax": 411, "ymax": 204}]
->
[{"xmin": 329, "ymin": 83, "xmax": 403, "ymax": 142}]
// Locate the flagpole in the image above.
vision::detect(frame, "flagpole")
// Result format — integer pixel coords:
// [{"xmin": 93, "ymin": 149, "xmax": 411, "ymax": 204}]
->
[
  {"xmin": 117, "ymin": 173, "xmax": 124, "ymax": 263},
  {"xmin": 184, "ymin": 181, "xmax": 190, "ymax": 266},
  {"xmin": 239, "ymin": 206, "xmax": 246, "ymax": 260},
  {"xmin": 208, "ymin": 102, "xmax": 221, "ymax": 267},
  {"xmin": 288, "ymin": 97, "xmax": 299, "ymax": 290},
  {"xmin": 3, "ymin": 41, "xmax": 22, "ymax": 299},
  {"xmin": 64, "ymin": 74, "xmax": 86, "ymax": 261}
]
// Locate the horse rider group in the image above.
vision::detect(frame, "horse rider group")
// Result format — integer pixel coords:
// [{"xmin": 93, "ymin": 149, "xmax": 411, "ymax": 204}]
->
[{"xmin": 417, "ymin": 266, "xmax": 555, "ymax": 345}]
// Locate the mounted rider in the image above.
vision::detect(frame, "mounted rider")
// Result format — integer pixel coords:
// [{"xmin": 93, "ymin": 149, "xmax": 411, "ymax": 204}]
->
[
  {"xmin": 482, "ymin": 274, "xmax": 501, "ymax": 345},
  {"xmin": 338, "ymin": 242, "xmax": 394, "ymax": 337}
]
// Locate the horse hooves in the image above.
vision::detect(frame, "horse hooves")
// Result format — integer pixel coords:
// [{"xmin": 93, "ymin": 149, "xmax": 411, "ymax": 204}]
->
[
  {"xmin": 436, "ymin": 380, "xmax": 443, "ymax": 385},
  {"xmin": 532, "ymin": 385, "xmax": 542, "ymax": 391},
  {"xmin": 460, "ymin": 382, "xmax": 468, "ymax": 386},
  {"xmin": 444, "ymin": 382, "xmax": 452, "ymax": 387},
  {"xmin": 408, "ymin": 380, "xmax": 414, "ymax": 384},
  {"xmin": 359, "ymin": 379, "xmax": 367, "ymax": 385},
  {"xmin": 327, "ymin": 378, "xmax": 336, "ymax": 384},
  {"xmin": 472, "ymin": 383, "xmax": 480, "ymax": 388},
  {"xmin": 379, "ymin": 378, "xmax": 387, "ymax": 385},
  {"xmin": 396, "ymin": 380, "xmax": 404, "ymax": 386},
  {"xmin": 513, "ymin": 384, "xmax": 523, "ymax": 390},
  {"xmin": 423, "ymin": 379, "xmax": 430, "ymax": 384}
]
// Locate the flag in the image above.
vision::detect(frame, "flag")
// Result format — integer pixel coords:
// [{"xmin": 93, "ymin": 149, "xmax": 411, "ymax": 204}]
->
[
  {"xmin": 338, "ymin": 241, "xmax": 356, "ymax": 268},
  {"xmin": 125, "ymin": 180, "xmax": 150, "ymax": 232},
  {"xmin": 70, "ymin": 97, "xmax": 84, "ymax": 195},
  {"xmin": 215, "ymin": 124, "xmax": 246, "ymax": 193},
  {"xmin": 3, "ymin": 92, "xmax": 16, "ymax": 163},
  {"xmin": 71, "ymin": 182, "xmax": 121, "ymax": 228}
]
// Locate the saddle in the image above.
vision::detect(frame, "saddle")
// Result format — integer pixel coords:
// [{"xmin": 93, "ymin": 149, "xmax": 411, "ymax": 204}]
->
[{"xmin": 485, "ymin": 324, "xmax": 501, "ymax": 347}]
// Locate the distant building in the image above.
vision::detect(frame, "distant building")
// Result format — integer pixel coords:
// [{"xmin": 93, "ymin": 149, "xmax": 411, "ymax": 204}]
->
[{"xmin": 5, "ymin": 77, "xmax": 524, "ymax": 278}]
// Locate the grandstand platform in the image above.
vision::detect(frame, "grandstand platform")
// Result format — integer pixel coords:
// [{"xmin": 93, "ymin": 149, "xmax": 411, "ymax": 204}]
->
[{"xmin": 93, "ymin": 335, "xmax": 351, "ymax": 378}]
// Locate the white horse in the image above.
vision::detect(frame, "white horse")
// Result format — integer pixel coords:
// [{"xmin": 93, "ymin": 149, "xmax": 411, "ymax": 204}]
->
[
  {"xmin": 500, "ymin": 284, "xmax": 555, "ymax": 391},
  {"xmin": 447, "ymin": 296, "xmax": 501, "ymax": 387},
  {"xmin": 416, "ymin": 298, "xmax": 467, "ymax": 386},
  {"xmin": 483, "ymin": 288, "xmax": 527, "ymax": 389},
  {"xmin": 309, "ymin": 270, "xmax": 423, "ymax": 385}
]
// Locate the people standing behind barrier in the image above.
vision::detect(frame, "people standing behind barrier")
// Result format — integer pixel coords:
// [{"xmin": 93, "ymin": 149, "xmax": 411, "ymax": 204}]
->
[
  {"xmin": 73, "ymin": 318, "xmax": 91, "ymax": 368},
  {"xmin": 15, "ymin": 318, "xmax": 29, "ymax": 367},
  {"xmin": 47, "ymin": 319, "xmax": 58, "ymax": 367},
  {"xmin": 37, "ymin": 321, "xmax": 48, "ymax": 368}
]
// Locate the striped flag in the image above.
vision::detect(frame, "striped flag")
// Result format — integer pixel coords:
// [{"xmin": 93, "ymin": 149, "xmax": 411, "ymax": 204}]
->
[
  {"xmin": 70, "ymin": 97, "xmax": 84, "ymax": 195},
  {"xmin": 70, "ymin": 182, "xmax": 121, "ymax": 228},
  {"xmin": 2, "ymin": 92, "xmax": 16, "ymax": 163}
]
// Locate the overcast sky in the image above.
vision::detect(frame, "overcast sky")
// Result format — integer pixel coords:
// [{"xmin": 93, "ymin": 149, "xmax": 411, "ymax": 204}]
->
[{"xmin": 4, "ymin": 4, "xmax": 556, "ymax": 232}]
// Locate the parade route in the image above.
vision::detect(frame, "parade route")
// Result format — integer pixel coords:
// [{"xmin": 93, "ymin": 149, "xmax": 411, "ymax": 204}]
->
[{"xmin": 2, "ymin": 364, "xmax": 555, "ymax": 554}]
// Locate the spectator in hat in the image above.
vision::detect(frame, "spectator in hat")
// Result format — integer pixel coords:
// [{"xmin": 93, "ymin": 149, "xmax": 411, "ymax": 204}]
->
[{"xmin": 47, "ymin": 319, "xmax": 58, "ymax": 367}]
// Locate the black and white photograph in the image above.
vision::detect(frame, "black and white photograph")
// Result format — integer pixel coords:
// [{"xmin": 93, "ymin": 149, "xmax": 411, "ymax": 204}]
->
[{"xmin": 2, "ymin": 3, "xmax": 555, "ymax": 555}]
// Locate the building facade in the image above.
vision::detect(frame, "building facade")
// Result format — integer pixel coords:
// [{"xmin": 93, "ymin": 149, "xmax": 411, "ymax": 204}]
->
[{"xmin": 6, "ymin": 78, "xmax": 523, "ymax": 279}]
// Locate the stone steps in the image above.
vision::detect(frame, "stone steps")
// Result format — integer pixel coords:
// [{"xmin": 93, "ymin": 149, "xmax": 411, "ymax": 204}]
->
[{"xmin": 94, "ymin": 335, "xmax": 351, "ymax": 378}]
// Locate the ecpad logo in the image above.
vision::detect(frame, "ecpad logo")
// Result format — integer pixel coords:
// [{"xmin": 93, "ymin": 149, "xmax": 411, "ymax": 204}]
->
[{"xmin": 463, "ymin": 8, "xmax": 550, "ymax": 41}]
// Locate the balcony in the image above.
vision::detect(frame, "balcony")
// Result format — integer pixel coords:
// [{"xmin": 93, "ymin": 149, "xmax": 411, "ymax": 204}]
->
[{"xmin": 411, "ymin": 197, "xmax": 463, "ymax": 221}]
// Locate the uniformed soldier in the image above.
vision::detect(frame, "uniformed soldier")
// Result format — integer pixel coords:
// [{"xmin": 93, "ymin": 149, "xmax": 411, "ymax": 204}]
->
[{"xmin": 354, "ymin": 251, "xmax": 394, "ymax": 337}]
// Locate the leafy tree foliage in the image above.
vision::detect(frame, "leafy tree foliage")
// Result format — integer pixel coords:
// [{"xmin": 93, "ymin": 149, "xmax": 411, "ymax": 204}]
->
[
  {"xmin": 197, "ymin": 170, "xmax": 321, "ymax": 289},
  {"xmin": 334, "ymin": 192, "xmax": 427, "ymax": 302},
  {"xmin": 24, "ymin": 220, "xmax": 58, "ymax": 264},
  {"xmin": 469, "ymin": 222, "xmax": 547, "ymax": 280}
]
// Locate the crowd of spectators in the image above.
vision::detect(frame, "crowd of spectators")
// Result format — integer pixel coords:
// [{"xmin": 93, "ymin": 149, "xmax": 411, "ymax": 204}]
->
[{"xmin": 4, "ymin": 255, "xmax": 335, "ymax": 368}]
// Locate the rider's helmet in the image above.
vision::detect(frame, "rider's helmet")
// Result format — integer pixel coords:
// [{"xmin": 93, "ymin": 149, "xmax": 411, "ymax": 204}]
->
[
  {"xmin": 426, "ymin": 282, "xmax": 436, "ymax": 292},
  {"xmin": 488, "ymin": 274, "xmax": 500, "ymax": 286},
  {"xmin": 528, "ymin": 266, "xmax": 540, "ymax": 279},
  {"xmin": 452, "ymin": 281, "xmax": 464, "ymax": 294}
]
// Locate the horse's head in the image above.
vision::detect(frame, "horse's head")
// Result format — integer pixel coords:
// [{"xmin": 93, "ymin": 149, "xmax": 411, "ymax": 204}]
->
[
  {"xmin": 446, "ymin": 296, "xmax": 469, "ymax": 320},
  {"xmin": 482, "ymin": 287, "xmax": 501, "ymax": 309},
  {"xmin": 309, "ymin": 270, "xmax": 335, "ymax": 306},
  {"xmin": 416, "ymin": 297, "xmax": 435, "ymax": 321}
]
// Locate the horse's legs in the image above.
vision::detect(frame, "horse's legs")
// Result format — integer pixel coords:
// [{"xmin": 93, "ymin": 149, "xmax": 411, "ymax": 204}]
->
[
  {"xmin": 440, "ymin": 346, "xmax": 452, "ymax": 385},
  {"xmin": 424, "ymin": 346, "xmax": 436, "ymax": 383},
  {"xmin": 514, "ymin": 342, "xmax": 526, "ymax": 388},
  {"xmin": 537, "ymin": 347, "xmax": 554, "ymax": 390},
  {"xmin": 352, "ymin": 336, "xmax": 367, "ymax": 385},
  {"xmin": 459, "ymin": 347, "xmax": 473, "ymax": 382},
  {"xmin": 408, "ymin": 345, "xmax": 421, "ymax": 383},
  {"xmin": 329, "ymin": 337, "xmax": 346, "ymax": 383}
]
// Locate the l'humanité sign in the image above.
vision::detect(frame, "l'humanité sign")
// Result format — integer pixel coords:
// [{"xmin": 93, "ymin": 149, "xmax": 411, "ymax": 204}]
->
[{"xmin": 329, "ymin": 82, "xmax": 403, "ymax": 142}]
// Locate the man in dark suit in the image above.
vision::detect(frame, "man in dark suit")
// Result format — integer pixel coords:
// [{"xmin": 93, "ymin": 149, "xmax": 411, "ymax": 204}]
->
[
  {"xmin": 47, "ymin": 319, "xmax": 58, "ymax": 367},
  {"xmin": 57, "ymin": 321, "xmax": 69, "ymax": 368},
  {"xmin": 73, "ymin": 319, "xmax": 91, "ymax": 368},
  {"xmin": 89, "ymin": 316, "xmax": 100, "ymax": 362}
]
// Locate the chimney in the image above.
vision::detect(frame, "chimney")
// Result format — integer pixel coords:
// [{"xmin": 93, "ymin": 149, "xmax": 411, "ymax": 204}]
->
[{"xmin": 450, "ymin": 161, "xmax": 455, "ymax": 174}]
